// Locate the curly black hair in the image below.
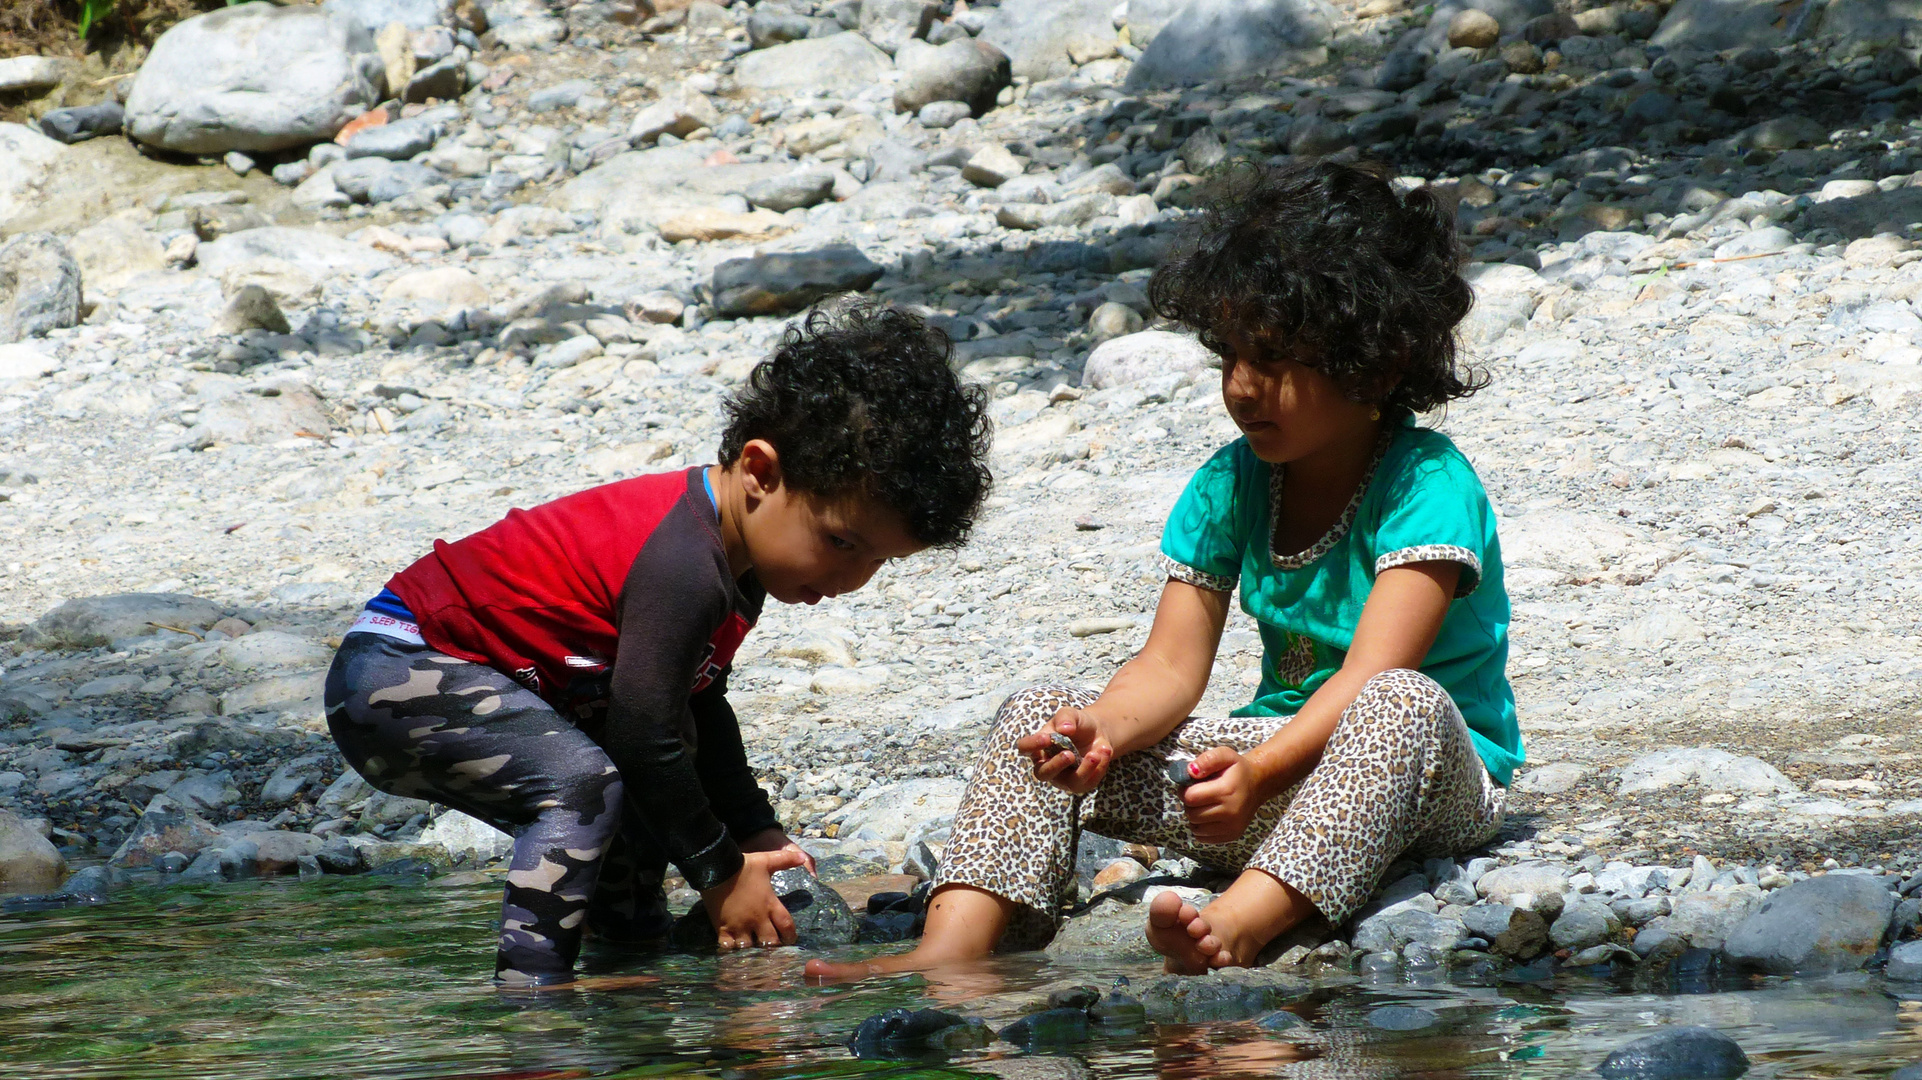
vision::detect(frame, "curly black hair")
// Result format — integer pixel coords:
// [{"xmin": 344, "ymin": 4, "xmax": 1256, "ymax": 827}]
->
[
  {"xmin": 717, "ymin": 300, "xmax": 993, "ymax": 548},
  {"xmin": 1149, "ymin": 160, "xmax": 1485, "ymax": 414}
]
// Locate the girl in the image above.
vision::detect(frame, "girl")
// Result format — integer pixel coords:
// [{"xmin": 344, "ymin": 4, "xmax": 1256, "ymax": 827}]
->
[{"xmin": 808, "ymin": 161, "xmax": 1520, "ymax": 977}]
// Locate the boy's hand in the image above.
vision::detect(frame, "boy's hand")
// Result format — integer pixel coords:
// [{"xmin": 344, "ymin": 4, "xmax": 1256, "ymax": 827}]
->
[
  {"xmin": 739, "ymin": 826, "xmax": 815, "ymax": 876},
  {"xmin": 1181, "ymin": 746, "xmax": 1269, "ymax": 845},
  {"xmin": 1015, "ymin": 707, "xmax": 1115, "ymax": 795},
  {"xmin": 703, "ymin": 848, "xmax": 805, "ymax": 950}
]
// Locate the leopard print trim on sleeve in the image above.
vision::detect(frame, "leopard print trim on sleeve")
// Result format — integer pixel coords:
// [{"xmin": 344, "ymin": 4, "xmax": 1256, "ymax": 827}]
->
[
  {"xmin": 1160, "ymin": 554, "xmax": 1236, "ymax": 593},
  {"xmin": 1375, "ymin": 544, "xmax": 1482, "ymax": 598}
]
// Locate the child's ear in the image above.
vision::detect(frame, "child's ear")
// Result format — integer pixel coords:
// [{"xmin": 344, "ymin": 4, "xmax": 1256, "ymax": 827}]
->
[{"xmin": 737, "ymin": 439, "xmax": 784, "ymax": 501}]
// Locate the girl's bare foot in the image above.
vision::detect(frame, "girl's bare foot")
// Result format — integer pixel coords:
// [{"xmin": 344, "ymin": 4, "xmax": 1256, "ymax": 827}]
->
[
  {"xmin": 1146, "ymin": 889, "xmax": 1225, "ymax": 974},
  {"xmin": 802, "ymin": 951, "xmax": 939, "ymax": 982}
]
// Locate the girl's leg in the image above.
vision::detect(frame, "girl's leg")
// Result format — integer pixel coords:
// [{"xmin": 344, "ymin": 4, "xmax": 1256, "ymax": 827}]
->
[
  {"xmin": 804, "ymin": 685, "xmax": 1097, "ymax": 978},
  {"xmin": 1169, "ymin": 668, "xmax": 1503, "ymax": 970},
  {"xmin": 325, "ymin": 634, "xmax": 628, "ymax": 986}
]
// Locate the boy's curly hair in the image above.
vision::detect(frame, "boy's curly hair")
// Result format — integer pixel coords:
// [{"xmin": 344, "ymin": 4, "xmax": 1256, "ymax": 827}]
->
[
  {"xmin": 1149, "ymin": 160, "xmax": 1485, "ymax": 414},
  {"xmin": 718, "ymin": 300, "xmax": 993, "ymax": 548}
]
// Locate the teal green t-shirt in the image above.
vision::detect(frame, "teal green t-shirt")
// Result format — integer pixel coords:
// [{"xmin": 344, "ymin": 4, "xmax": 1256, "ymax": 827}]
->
[{"xmin": 1159, "ymin": 417, "xmax": 1523, "ymax": 785}]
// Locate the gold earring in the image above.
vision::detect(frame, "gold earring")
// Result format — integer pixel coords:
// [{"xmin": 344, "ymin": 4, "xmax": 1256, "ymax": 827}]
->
[{"xmin": 1370, "ymin": 406, "xmax": 1381, "ymax": 421}]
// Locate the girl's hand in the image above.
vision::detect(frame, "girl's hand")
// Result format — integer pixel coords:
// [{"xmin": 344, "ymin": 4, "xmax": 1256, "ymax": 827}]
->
[
  {"xmin": 1014, "ymin": 707, "xmax": 1116, "ymax": 794},
  {"xmin": 1181, "ymin": 746, "xmax": 1272, "ymax": 845},
  {"xmin": 703, "ymin": 848, "xmax": 806, "ymax": 950},
  {"xmin": 739, "ymin": 826, "xmax": 815, "ymax": 876}
]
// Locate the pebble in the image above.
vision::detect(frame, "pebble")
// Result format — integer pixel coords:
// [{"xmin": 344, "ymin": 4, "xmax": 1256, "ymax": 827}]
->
[{"xmin": 1596, "ymin": 1026, "xmax": 1750, "ymax": 1080}]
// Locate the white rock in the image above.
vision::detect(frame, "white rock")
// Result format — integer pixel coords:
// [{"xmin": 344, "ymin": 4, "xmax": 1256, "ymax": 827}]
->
[
  {"xmin": 0, "ymin": 57, "xmax": 67, "ymax": 94},
  {"xmin": 0, "ymin": 808, "xmax": 66, "ymax": 892},
  {"xmin": 418, "ymin": 809, "xmax": 513, "ymax": 863},
  {"xmin": 0, "ymin": 342, "xmax": 58, "ymax": 382},
  {"xmin": 1618, "ymin": 747, "xmax": 1798, "ymax": 796},
  {"xmin": 827, "ymin": 777, "xmax": 965, "ymax": 842},
  {"xmin": 197, "ymin": 226, "xmax": 398, "ymax": 279},
  {"xmin": 383, "ymin": 267, "xmax": 490, "ymax": 308},
  {"xmin": 0, "ymin": 123, "xmax": 66, "ymax": 231},
  {"xmin": 126, "ymin": 3, "xmax": 386, "ymax": 154},
  {"xmin": 1512, "ymin": 761, "xmax": 1589, "ymax": 795},
  {"xmin": 1617, "ymin": 609, "xmax": 1706, "ymax": 649},
  {"xmin": 219, "ymin": 630, "xmax": 335, "ymax": 674},
  {"xmin": 69, "ymin": 216, "xmax": 167, "ymax": 292},
  {"xmin": 1080, "ymin": 329, "xmax": 1218, "ymax": 390}
]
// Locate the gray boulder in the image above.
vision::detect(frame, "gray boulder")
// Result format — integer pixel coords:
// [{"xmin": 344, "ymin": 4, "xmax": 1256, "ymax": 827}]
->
[
  {"xmin": 1723, "ymin": 874, "xmax": 1897, "ymax": 975},
  {"xmin": 859, "ymin": 0, "xmax": 939, "ymax": 55},
  {"xmin": 1461, "ymin": 903, "xmax": 1549, "ymax": 959},
  {"xmin": 0, "ymin": 232, "xmax": 81, "ymax": 344},
  {"xmin": 979, "ymin": 0, "xmax": 1114, "ymax": 81},
  {"xmin": 893, "ymin": 37, "xmax": 1011, "ymax": 116},
  {"xmin": 109, "ymin": 794, "xmax": 226, "ymax": 869},
  {"xmin": 1888, "ymin": 940, "xmax": 1922, "ymax": 982},
  {"xmin": 1550, "ymin": 899, "xmax": 1621, "ymax": 951},
  {"xmin": 1046, "ymin": 897, "xmax": 1159, "ymax": 962},
  {"xmin": 321, "ymin": 0, "xmax": 454, "ymax": 34},
  {"xmin": 1650, "ymin": 0, "xmax": 1798, "ymax": 51},
  {"xmin": 712, "ymin": 245, "xmax": 884, "ymax": 318},
  {"xmin": 1127, "ymin": 0, "xmax": 1337, "ymax": 89},
  {"xmin": 734, "ymin": 32, "xmax": 893, "ymax": 96},
  {"xmin": 745, "ymin": 171, "xmax": 836, "ymax": 212},
  {"xmin": 38, "ymin": 101, "xmax": 125, "ymax": 145},
  {"xmin": 0, "ymin": 809, "xmax": 66, "ymax": 892},
  {"xmin": 345, "ymin": 115, "xmax": 443, "ymax": 160},
  {"xmin": 26, "ymin": 593, "xmax": 224, "ymax": 649},
  {"xmin": 748, "ymin": 7, "xmax": 818, "ymax": 48},
  {"xmin": 126, "ymin": 2, "xmax": 386, "ymax": 154},
  {"xmin": 333, "ymin": 157, "xmax": 443, "ymax": 203},
  {"xmin": 1597, "ymin": 1027, "xmax": 1749, "ymax": 1080}
]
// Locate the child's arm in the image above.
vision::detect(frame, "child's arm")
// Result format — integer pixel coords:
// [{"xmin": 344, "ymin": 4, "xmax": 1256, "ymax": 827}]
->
[
  {"xmin": 1181, "ymin": 561, "xmax": 1458, "ymax": 844},
  {"xmin": 1020, "ymin": 579, "xmax": 1233, "ymax": 793}
]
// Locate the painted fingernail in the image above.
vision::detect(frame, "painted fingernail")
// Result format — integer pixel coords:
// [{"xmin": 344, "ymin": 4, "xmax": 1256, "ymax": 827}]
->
[{"xmin": 1189, "ymin": 761, "xmax": 1202, "ymax": 778}]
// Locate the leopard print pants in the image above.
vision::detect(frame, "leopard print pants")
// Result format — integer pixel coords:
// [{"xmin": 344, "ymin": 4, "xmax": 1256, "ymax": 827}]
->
[{"xmin": 933, "ymin": 668, "xmax": 1506, "ymax": 949}]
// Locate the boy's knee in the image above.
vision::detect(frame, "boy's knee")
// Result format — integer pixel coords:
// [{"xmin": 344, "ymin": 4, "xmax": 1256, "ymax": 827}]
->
[{"xmin": 545, "ymin": 767, "xmax": 627, "ymax": 840}]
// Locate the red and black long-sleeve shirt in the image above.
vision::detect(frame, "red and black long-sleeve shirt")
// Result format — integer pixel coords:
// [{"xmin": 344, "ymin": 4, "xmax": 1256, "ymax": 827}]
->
[{"xmin": 385, "ymin": 467, "xmax": 773, "ymax": 891}]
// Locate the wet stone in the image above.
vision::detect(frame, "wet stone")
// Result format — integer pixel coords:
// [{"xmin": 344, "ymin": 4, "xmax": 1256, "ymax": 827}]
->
[
  {"xmin": 848, "ymin": 1008, "xmax": 988, "ymax": 1059},
  {"xmin": 998, "ymin": 1008, "xmax": 1092, "ymax": 1047},
  {"xmin": 1367, "ymin": 1005, "xmax": 1439, "ymax": 1031},
  {"xmin": 1596, "ymin": 1026, "xmax": 1750, "ymax": 1080}
]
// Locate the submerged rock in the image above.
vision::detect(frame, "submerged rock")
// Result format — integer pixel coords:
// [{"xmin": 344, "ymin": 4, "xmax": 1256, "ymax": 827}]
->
[
  {"xmin": 848, "ymin": 1008, "xmax": 991, "ymax": 1058},
  {"xmin": 998, "ymin": 1008, "xmax": 1091, "ymax": 1047},
  {"xmin": 1596, "ymin": 1026, "xmax": 1749, "ymax": 1080}
]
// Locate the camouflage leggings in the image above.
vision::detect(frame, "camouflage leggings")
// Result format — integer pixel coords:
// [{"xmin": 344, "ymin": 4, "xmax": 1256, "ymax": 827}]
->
[{"xmin": 324, "ymin": 633, "xmax": 670, "ymax": 986}]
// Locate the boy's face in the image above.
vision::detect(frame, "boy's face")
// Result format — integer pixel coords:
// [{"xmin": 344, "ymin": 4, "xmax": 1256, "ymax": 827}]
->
[{"xmin": 743, "ymin": 479, "xmax": 924, "ymax": 606}]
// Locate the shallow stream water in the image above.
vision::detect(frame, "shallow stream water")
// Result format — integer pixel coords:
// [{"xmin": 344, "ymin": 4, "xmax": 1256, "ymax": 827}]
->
[{"xmin": 3, "ymin": 874, "xmax": 1919, "ymax": 1080}]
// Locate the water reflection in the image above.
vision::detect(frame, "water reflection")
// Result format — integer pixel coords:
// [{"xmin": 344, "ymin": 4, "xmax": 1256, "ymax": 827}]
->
[{"xmin": 0, "ymin": 876, "xmax": 1918, "ymax": 1080}]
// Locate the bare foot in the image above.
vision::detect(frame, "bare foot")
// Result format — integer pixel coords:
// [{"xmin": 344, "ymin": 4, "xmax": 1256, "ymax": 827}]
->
[
  {"xmin": 1146, "ymin": 889, "xmax": 1223, "ymax": 974},
  {"xmin": 803, "ymin": 950, "xmax": 939, "ymax": 982}
]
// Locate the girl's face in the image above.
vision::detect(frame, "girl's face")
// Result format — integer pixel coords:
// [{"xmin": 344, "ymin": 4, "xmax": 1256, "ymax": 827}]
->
[{"xmin": 1219, "ymin": 333, "xmax": 1379, "ymax": 464}]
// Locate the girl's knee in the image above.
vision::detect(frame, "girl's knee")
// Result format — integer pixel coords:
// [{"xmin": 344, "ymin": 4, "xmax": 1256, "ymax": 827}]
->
[
  {"xmin": 1349, "ymin": 669, "xmax": 1453, "ymax": 728},
  {"xmin": 993, "ymin": 684, "xmax": 1087, "ymax": 737},
  {"xmin": 542, "ymin": 767, "xmax": 627, "ymax": 842}
]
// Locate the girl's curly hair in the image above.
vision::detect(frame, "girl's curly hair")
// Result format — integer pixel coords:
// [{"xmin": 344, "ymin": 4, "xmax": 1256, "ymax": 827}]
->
[
  {"xmin": 1149, "ymin": 160, "xmax": 1485, "ymax": 414},
  {"xmin": 718, "ymin": 300, "xmax": 993, "ymax": 548}
]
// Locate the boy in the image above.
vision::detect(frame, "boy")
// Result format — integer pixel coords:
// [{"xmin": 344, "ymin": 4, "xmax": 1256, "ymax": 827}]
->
[{"xmin": 324, "ymin": 302, "xmax": 992, "ymax": 986}]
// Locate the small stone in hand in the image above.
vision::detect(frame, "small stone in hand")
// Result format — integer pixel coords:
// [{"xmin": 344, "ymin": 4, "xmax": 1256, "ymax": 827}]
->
[
  {"xmin": 1167, "ymin": 757, "xmax": 1201, "ymax": 789},
  {"xmin": 1047, "ymin": 731, "xmax": 1077, "ymax": 756}
]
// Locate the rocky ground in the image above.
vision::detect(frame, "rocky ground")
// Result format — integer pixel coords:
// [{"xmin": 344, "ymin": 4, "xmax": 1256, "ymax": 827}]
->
[{"xmin": 1, "ymin": 0, "xmax": 1920, "ymax": 990}]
